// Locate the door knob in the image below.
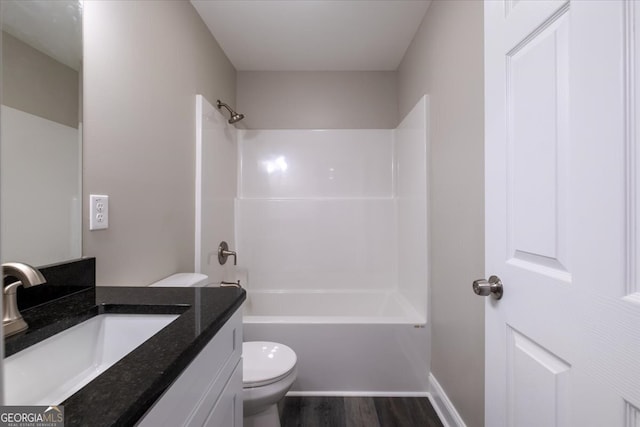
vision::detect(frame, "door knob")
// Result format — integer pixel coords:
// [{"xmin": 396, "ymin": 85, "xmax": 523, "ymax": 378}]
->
[{"xmin": 472, "ymin": 275, "xmax": 503, "ymax": 300}]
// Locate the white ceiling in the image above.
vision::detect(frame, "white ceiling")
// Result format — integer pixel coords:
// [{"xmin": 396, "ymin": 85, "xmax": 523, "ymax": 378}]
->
[{"xmin": 191, "ymin": 0, "xmax": 431, "ymax": 71}]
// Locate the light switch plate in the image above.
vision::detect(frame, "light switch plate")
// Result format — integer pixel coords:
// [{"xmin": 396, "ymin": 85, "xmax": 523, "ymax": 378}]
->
[{"xmin": 89, "ymin": 194, "xmax": 109, "ymax": 230}]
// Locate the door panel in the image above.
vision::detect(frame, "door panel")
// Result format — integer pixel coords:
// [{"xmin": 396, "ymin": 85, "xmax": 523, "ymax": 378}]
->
[
  {"xmin": 485, "ymin": 1, "xmax": 640, "ymax": 426},
  {"xmin": 633, "ymin": 0, "xmax": 640, "ymax": 301},
  {"xmin": 507, "ymin": 7, "xmax": 570, "ymax": 277},
  {"xmin": 506, "ymin": 327, "xmax": 570, "ymax": 427},
  {"xmin": 626, "ymin": 403, "xmax": 640, "ymax": 426},
  {"xmin": 570, "ymin": 1, "xmax": 640, "ymax": 424},
  {"xmin": 485, "ymin": 3, "xmax": 575, "ymax": 425}
]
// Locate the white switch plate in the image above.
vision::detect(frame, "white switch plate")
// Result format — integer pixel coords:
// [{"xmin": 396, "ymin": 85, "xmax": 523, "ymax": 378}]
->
[{"xmin": 89, "ymin": 194, "xmax": 109, "ymax": 230}]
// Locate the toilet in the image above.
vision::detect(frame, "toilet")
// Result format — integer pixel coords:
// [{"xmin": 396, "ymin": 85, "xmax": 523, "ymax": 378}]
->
[
  {"xmin": 242, "ymin": 341, "xmax": 297, "ymax": 427},
  {"xmin": 148, "ymin": 272, "xmax": 209, "ymax": 287},
  {"xmin": 149, "ymin": 274, "xmax": 298, "ymax": 427}
]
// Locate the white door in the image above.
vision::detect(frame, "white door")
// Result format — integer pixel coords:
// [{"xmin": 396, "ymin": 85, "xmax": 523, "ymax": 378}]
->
[{"xmin": 484, "ymin": 1, "xmax": 640, "ymax": 426}]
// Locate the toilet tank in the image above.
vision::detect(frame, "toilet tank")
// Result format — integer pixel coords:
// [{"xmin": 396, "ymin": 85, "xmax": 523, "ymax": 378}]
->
[{"xmin": 149, "ymin": 273, "xmax": 209, "ymax": 287}]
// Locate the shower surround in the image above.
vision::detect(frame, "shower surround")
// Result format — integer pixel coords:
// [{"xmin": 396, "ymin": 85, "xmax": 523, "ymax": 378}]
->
[{"xmin": 237, "ymin": 96, "xmax": 430, "ymax": 394}]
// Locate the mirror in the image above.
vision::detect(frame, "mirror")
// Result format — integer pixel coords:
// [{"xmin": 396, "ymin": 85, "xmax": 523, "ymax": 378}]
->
[{"xmin": 1, "ymin": 0, "xmax": 83, "ymax": 266}]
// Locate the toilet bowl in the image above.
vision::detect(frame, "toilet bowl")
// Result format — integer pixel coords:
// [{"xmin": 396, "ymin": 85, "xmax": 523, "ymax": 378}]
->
[
  {"xmin": 243, "ymin": 341, "xmax": 297, "ymax": 427},
  {"xmin": 149, "ymin": 275, "xmax": 297, "ymax": 426}
]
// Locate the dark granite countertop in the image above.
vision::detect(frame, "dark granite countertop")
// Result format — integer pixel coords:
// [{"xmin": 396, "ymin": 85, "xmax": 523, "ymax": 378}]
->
[{"xmin": 4, "ymin": 285, "xmax": 246, "ymax": 427}]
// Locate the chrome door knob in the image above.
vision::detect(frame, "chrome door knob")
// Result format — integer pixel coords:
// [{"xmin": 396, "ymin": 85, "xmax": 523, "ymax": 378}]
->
[{"xmin": 473, "ymin": 275, "xmax": 504, "ymax": 300}]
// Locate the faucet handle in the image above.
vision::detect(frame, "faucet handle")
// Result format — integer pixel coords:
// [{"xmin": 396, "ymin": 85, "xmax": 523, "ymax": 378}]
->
[
  {"xmin": 2, "ymin": 280, "xmax": 29, "ymax": 337},
  {"xmin": 3, "ymin": 280, "xmax": 24, "ymax": 319},
  {"xmin": 4, "ymin": 280, "xmax": 24, "ymax": 295},
  {"xmin": 217, "ymin": 241, "xmax": 237, "ymax": 266}
]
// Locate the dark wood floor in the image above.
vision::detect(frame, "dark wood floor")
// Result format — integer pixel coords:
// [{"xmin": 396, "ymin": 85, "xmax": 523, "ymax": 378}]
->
[{"xmin": 279, "ymin": 396, "xmax": 444, "ymax": 427}]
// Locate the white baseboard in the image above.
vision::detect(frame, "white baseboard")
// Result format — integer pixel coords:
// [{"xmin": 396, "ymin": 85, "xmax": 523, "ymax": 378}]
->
[{"xmin": 428, "ymin": 373, "xmax": 467, "ymax": 427}]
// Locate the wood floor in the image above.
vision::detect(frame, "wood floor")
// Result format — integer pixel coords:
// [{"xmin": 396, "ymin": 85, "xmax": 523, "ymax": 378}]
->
[{"xmin": 279, "ymin": 396, "xmax": 444, "ymax": 427}]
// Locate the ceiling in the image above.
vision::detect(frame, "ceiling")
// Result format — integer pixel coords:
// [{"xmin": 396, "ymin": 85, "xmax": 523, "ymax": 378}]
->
[{"xmin": 191, "ymin": 0, "xmax": 431, "ymax": 71}]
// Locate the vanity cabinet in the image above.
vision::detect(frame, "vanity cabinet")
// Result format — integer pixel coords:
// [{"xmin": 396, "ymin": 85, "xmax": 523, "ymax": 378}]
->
[{"xmin": 137, "ymin": 309, "xmax": 243, "ymax": 427}]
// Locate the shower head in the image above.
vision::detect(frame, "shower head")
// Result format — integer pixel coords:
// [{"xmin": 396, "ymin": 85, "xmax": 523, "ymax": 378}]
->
[
  {"xmin": 217, "ymin": 100, "xmax": 245, "ymax": 124},
  {"xmin": 229, "ymin": 112, "xmax": 245, "ymax": 124}
]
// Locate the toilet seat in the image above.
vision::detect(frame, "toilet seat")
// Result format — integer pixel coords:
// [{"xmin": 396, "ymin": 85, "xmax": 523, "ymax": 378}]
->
[{"xmin": 243, "ymin": 341, "xmax": 297, "ymax": 388}]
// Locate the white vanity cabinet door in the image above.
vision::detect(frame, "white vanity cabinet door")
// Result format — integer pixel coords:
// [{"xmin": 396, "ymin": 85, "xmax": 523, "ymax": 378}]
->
[
  {"xmin": 137, "ymin": 309, "xmax": 242, "ymax": 427},
  {"xmin": 203, "ymin": 360, "xmax": 242, "ymax": 427}
]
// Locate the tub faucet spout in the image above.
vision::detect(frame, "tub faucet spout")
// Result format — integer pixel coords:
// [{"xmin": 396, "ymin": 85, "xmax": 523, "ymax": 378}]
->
[
  {"xmin": 3, "ymin": 262, "xmax": 46, "ymax": 337},
  {"xmin": 220, "ymin": 280, "xmax": 242, "ymax": 289}
]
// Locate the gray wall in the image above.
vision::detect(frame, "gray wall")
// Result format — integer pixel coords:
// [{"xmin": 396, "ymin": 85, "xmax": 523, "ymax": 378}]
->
[
  {"xmin": 2, "ymin": 31, "xmax": 79, "ymax": 128},
  {"xmin": 237, "ymin": 71, "xmax": 397, "ymax": 129},
  {"xmin": 397, "ymin": 1, "xmax": 485, "ymax": 426},
  {"xmin": 83, "ymin": 0, "xmax": 236, "ymax": 285}
]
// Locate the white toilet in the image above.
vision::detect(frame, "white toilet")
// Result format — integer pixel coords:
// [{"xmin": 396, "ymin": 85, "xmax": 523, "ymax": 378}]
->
[
  {"xmin": 149, "ymin": 274, "xmax": 298, "ymax": 427},
  {"xmin": 148, "ymin": 272, "xmax": 209, "ymax": 287},
  {"xmin": 242, "ymin": 341, "xmax": 297, "ymax": 427}
]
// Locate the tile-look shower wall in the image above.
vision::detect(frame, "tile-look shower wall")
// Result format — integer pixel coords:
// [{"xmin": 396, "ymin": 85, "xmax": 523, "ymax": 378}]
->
[
  {"xmin": 236, "ymin": 129, "xmax": 396, "ymax": 291},
  {"xmin": 239, "ymin": 130, "xmax": 393, "ymax": 198},
  {"xmin": 236, "ymin": 96, "xmax": 428, "ymax": 300}
]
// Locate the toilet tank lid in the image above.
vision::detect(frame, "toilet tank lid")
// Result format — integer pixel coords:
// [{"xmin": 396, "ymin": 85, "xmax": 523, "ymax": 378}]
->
[{"xmin": 149, "ymin": 273, "xmax": 209, "ymax": 287}]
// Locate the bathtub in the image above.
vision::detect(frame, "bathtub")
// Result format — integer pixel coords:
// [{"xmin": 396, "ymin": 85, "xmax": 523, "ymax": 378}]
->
[{"xmin": 242, "ymin": 290, "xmax": 430, "ymax": 395}]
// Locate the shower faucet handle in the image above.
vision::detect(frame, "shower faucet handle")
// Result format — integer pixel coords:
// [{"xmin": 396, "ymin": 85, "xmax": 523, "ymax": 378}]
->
[{"xmin": 217, "ymin": 241, "xmax": 237, "ymax": 265}]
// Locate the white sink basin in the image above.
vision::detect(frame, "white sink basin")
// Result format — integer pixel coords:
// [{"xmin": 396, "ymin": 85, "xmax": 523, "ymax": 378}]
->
[{"xmin": 4, "ymin": 313, "xmax": 179, "ymax": 405}]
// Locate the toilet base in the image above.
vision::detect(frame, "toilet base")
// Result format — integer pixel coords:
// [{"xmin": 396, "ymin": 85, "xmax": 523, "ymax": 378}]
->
[{"xmin": 243, "ymin": 404, "xmax": 280, "ymax": 427}]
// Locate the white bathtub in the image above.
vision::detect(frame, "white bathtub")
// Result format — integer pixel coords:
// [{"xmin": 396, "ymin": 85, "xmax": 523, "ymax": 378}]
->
[{"xmin": 242, "ymin": 290, "xmax": 430, "ymax": 395}]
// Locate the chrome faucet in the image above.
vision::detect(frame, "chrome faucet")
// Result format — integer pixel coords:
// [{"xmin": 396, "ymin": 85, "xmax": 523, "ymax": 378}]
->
[
  {"xmin": 220, "ymin": 280, "xmax": 242, "ymax": 289},
  {"xmin": 3, "ymin": 262, "xmax": 46, "ymax": 337}
]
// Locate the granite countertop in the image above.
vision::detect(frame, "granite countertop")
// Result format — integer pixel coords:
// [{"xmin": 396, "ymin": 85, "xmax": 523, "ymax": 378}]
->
[{"xmin": 4, "ymin": 286, "xmax": 246, "ymax": 427}]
